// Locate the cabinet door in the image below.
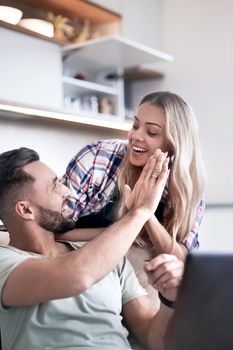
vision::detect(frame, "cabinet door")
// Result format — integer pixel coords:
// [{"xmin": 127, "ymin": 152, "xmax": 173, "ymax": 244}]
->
[{"xmin": 0, "ymin": 27, "xmax": 62, "ymax": 110}]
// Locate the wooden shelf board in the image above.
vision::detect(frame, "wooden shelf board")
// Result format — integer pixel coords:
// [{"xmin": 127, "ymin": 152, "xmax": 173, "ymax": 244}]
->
[
  {"xmin": 123, "ymin": 68, "xmax": 164, "ymax": 81},
  {"xmin": 22, "ymin": 0, "xmax": 121, "ymax": 24},
  {"xmin": 0, "ymin": 20, "xmax": 65, "ymax": 45},
  {"xmin": 106, "ymin": 68, "xmax": 164, "ymax": 81}
]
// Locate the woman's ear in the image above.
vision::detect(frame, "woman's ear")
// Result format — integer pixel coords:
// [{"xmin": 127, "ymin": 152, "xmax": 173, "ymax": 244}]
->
[{"xmin": 15, "ymin": 201, "xmax": 34, "ymax": 220}]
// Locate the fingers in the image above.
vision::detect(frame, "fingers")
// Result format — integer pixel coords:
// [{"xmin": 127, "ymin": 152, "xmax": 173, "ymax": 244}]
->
[
  {"xmin": 140, "ymin": 154, "xmax": 156, "ymax": 182},
  {"xmin": 155, "ymin": 157, "xmax": 170, "ymax": 187},
  {"xmin": 125, "ymin": 150, "xmax": 170, "ymax": 215},
  {"xmin": 144, "ymin": 254, "xmax": 178, "ymax": 273},
  {"xmin": 152, "ymin": 151, "xmax": 168, "ymax": 179},
  {"xmin": 140, "ymin": 149, "xmax": 169, "ymax": 184},
  {"xmin": 144, "ymin": 254, "xmax": 184, "ymax": 295},
  {"xmin": 148, "ymin": 263, "xmax": 183, "ymax": 291}
]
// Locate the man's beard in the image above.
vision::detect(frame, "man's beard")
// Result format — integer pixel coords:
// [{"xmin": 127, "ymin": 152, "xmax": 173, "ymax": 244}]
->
[{"xmin": 37, "ymin": 206, "xmax": 76, "ymax": 234}]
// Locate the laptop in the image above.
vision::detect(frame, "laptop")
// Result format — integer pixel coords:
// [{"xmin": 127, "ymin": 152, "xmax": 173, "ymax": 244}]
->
[{"xmin": 165, "ymin": 253, "xmax": 233, "ymax": 350}]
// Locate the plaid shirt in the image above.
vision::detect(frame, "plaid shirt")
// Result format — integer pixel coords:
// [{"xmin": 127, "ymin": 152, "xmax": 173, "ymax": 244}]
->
[{"xmin": 63, "ymin": 139, "xmax": 205, "ymax": 251}]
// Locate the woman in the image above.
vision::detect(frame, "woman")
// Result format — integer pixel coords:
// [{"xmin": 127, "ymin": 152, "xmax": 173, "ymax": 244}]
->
[{"xmin": 62, "ymin": 91, "xmax": 205, "ymax": 261}]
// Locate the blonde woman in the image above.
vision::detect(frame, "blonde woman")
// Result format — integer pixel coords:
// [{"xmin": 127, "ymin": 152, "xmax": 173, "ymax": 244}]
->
[{"xmin": 62, "ymin": 91, "xmax": 205, "ymax": 261}]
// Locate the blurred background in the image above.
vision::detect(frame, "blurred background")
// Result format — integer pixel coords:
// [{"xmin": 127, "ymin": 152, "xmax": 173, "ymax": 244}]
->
[{"xmin": 0, "ymin": 0, "xmax": 232, "ymax": 251}]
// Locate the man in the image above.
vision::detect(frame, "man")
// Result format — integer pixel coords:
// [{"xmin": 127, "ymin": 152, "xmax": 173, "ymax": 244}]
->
[{"xmin": 0, "ymin": 147, "xmax": 183, "ymax": 350}]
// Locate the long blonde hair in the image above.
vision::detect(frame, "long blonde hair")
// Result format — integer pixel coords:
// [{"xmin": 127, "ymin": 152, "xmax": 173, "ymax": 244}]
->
[{"xmin": 117, "ymin": 91, "xmax": 205, "ymax": 243}]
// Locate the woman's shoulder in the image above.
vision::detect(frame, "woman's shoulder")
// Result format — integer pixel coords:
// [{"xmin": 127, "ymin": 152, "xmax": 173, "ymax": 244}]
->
[
  {"xmin": 74, "ymin": 139, "xmax": 127, "ymax": 161},
  {"xmin": 93, "ymin": 138, "xmax": 127, "ymax": 152}
]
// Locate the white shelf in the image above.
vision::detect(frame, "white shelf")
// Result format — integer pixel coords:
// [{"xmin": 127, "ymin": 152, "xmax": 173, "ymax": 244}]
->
[
  {"xmin": 62, "ymin": 76, "xmax": 118, "ymax": 96},
  {"xmin": 62, "ymin": 35, "xmax": 174, "ymax": 71},
  {"xmin": 61, "ymin": 36, "xmax": 173, "ymax": 121},
  {"xmin": 0, "ymin": 101, "xmax": 131, "ymax": 132}
]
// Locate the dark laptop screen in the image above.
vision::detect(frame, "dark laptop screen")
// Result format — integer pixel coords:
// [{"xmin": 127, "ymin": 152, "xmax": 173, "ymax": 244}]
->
[{"xmin": 165, "ymin": 253, "xmax": 233, "ymax": 350}]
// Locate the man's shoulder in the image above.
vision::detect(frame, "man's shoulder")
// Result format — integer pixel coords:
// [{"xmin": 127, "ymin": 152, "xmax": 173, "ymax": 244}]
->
[{"xmin": 0, "ymin": 245, "xmax": 42, "ymax": 259}]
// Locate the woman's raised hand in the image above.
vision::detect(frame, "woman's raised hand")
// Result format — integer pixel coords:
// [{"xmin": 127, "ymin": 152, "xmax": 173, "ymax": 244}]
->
[{"xmin": 124, "ymin": 149, "xmax": 170, "ymax": 218}]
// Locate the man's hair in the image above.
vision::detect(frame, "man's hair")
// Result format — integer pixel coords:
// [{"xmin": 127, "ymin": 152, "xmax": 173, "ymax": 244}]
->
[{"xmin": 0, "ymin": 147, "xmax": 39, "ymax": 224}]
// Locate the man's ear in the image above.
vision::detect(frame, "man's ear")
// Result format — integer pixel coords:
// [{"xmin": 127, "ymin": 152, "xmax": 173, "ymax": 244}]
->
[{"xmin": 15, "ymin": 201, "xmax": 34, "ymax": 220}]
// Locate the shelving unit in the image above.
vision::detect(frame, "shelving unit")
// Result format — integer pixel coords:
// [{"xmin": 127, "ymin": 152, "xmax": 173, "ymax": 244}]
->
[
  {"xmin": 61, "ymin": 35, "xmax": 174, "ymax": 120},
  {"xmin": 0, "ymin": 1, "xmax": 174, "ymax": 131}
]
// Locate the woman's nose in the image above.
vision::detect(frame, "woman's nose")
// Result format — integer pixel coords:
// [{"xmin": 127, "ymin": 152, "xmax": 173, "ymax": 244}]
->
[{"xmin": 132, "ymin": 129, "xmax": 144, "ymax": 141}]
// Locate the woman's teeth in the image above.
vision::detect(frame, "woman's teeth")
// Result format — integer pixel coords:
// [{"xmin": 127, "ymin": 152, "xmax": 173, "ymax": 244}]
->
[{"xmin": 133, "ymin": 146, "xmax": 147, "ymax": 153}]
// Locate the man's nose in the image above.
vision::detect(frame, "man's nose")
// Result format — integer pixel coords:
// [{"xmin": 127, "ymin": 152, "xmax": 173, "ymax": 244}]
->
[
  {"xmin": 56, "ymin": 181, "xmax": 71, "ymax": 198},
  {"xmin": 62, "ymin": 183, "xmax": 71, "ymax": 198}
]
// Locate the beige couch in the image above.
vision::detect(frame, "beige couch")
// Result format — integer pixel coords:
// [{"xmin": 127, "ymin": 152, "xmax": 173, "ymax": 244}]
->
[{"xmin": 0, "ymin": 231, "xmax": 9, "ymax": 245}]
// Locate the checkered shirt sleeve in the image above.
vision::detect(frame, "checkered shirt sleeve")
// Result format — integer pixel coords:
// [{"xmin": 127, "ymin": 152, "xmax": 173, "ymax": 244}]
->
[
  {"xmin": 182, "ymin": 196, "xmax": 205, "ymax": 251},
  {"xmin": 62, "ymin": 139, "xmax": 127, "ymax": 221}
]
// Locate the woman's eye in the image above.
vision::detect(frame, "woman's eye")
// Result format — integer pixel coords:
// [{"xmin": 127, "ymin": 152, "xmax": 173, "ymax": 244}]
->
[
  {"xmin": 132, "ymin": 124, "xmax": 139, "ymax": 130},
  {"xmin": 147, "ymin": 130, "xmax": 157, "ymax": 136}
]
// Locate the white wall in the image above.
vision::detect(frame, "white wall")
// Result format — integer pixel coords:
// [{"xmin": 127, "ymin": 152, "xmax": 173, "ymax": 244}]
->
[
  {"xmin": 0, "ymin": 117, "xmax": 126, "ymax": 177},
  {"xmin": 199, "ymin": 207, "xmax": 233, "ymax": 252},
  {"xmin": 89, "ymin": 0, "xmax": 121, "ymax": 13},
  {"xmin": 90, "ymin": 0, "xmax": 162, "ymax": 48}
]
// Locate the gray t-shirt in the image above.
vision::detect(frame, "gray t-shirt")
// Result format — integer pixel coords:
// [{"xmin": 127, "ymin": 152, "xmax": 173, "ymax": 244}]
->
[{"xmin": 0, "ymin": 243, "xmax": 147, "ymax": 350}]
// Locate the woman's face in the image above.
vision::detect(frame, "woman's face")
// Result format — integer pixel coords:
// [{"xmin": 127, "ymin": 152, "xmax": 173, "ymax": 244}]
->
[{"xmin": 128, "ymin": 102, "xmax": 169, "ymax": 167}]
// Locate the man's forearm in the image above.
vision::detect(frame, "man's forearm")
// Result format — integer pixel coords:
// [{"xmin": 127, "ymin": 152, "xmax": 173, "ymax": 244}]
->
[
  {"xmin": 147, "ymin": 304, "xmax": 174, "ymax": 350},
  {"xmin": 63, "ymin": 208, "xmax": 151, "ymax": 290}
]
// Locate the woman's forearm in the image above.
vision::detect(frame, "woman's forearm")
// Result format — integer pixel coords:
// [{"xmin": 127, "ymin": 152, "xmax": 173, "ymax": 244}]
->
[{"xmin": 145, "ymin": 216, "xmax": 187, "ymax": 261}]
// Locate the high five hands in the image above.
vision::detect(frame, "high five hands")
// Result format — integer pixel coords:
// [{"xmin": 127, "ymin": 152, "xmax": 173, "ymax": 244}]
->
[{"xmin": 124, "ymin": 149, "xmax": 170, "ymax": 219}]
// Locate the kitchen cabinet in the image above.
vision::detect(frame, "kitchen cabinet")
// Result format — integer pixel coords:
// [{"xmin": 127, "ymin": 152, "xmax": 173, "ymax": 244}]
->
[
  {"xmin": 0, "ymin": 1, "xmax": 173, "ymax": 131},
  {"xmin": 62, "ymin": 35, "xmax": 173, "ymax": 122}
]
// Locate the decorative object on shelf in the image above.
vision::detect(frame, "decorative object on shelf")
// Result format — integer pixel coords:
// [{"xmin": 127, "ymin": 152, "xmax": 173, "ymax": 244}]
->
[
  {"xmin": 73, "ymin": 19, "xmax": 91, "ymax": 43},
  {"xmin": 47, "ymin": 12, "xmax": 73, "ymax": 41},
  {"xmin": 99, "ymin": 97, "xmax": 114, "ymax": 115},
  {"xmin": 81, "ymin": 94, "xmax": 99, "ymax": 114},
  {"xmin": 0, "ymin": 5, "xmax": 23, "ymax": 25},
  {"xmin": 74, "ymin": 73, "xmax": 86, "ymax": 80},
  {"xmin": 68, "ymin": 18, "xmax": 99, "ymax": 43},
  {"xmin": 19, "ymin": 18, "xmax": 54, "ymax": 37}
]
